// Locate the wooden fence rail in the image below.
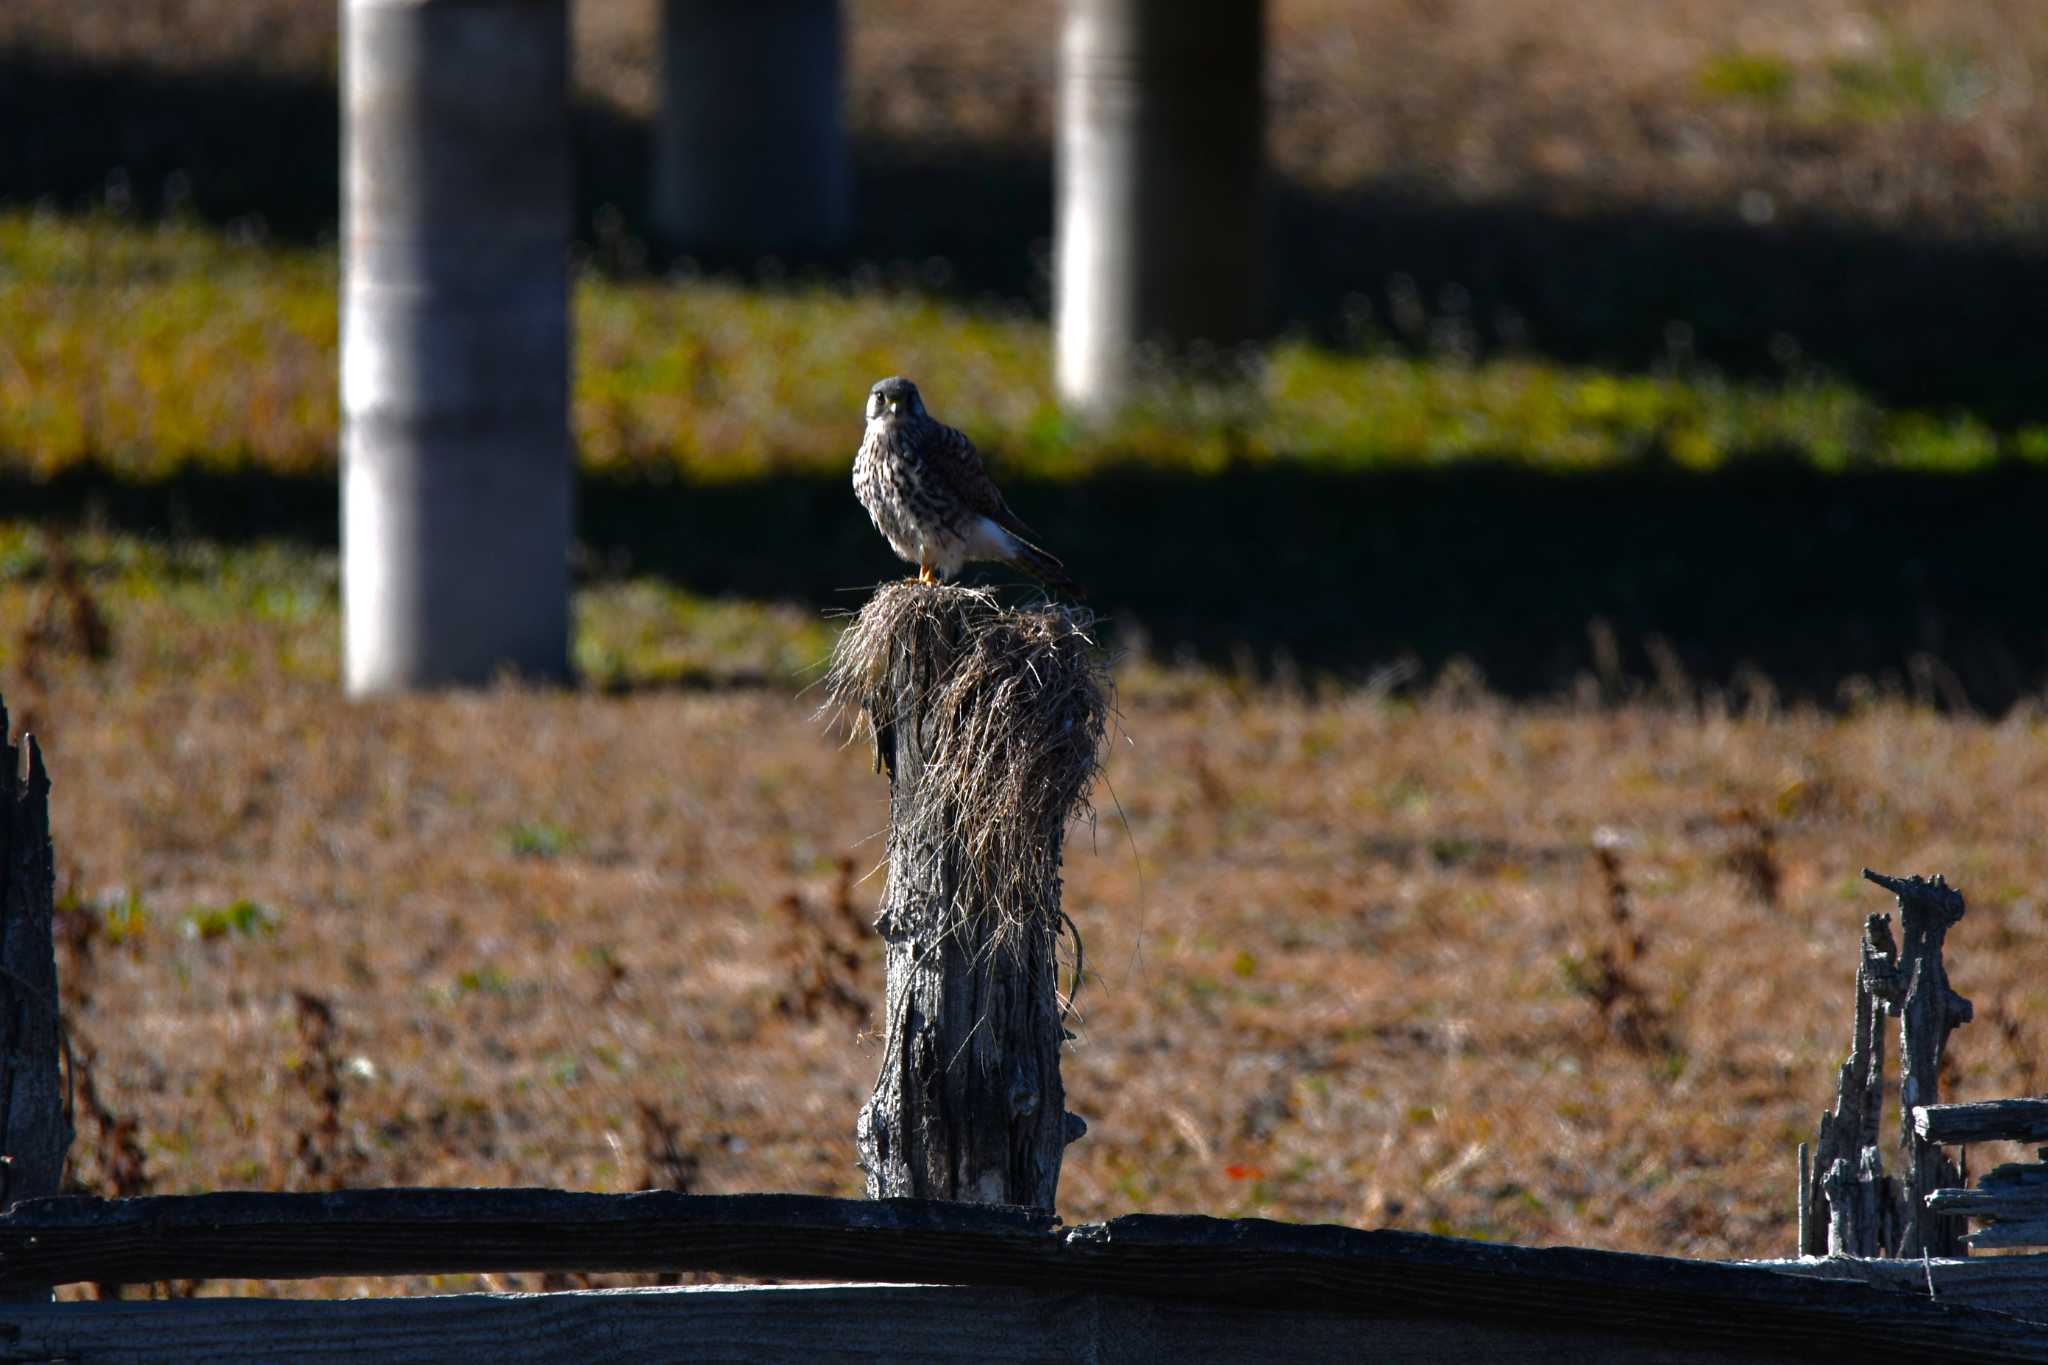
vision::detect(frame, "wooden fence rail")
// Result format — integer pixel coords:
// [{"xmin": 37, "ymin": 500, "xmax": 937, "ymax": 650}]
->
[
  {"xmin": 1, "ymin": 1191, "xmax": 2047, "ymax": 1361},
  {"xmin": 1918, "ymin": 1099, "xmax": 2048, "ymax": 1146},
  {"xmin": 19, "ymin": 1278, "xmax": 2030, "ymax": 1365}
]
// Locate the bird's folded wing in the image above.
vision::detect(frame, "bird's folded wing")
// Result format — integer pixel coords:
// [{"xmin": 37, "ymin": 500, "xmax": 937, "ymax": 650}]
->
[{"xmin": 932, "ymin": 421, "xmax": 1040, "ymax": 541}]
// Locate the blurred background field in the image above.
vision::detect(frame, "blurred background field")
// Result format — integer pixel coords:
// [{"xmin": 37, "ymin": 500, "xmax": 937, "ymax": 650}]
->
[
  {"xmin": 2, "ymin": 0, "xmax": 2047, "ymax": 1292},
  {"xmin": 6, "ymin": 0, "xmax": 2048, "ymax": 701}
]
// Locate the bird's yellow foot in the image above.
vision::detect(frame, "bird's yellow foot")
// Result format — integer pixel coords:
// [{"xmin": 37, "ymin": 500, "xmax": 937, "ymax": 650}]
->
[{"xmin": 917, "ymin": 564, "xmax": 937, "ymax": 585}]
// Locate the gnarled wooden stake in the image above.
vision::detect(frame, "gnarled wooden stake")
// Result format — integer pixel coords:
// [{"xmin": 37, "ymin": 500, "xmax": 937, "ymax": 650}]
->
[
  {"xmin": 1800, "ymin": 869, "xmax": 1970, "ymax": 1258},
  {"xmin": 1871, "ymin": 868, "xmax": 1972, "ymax": 1258},
  {"xmin": 827, "ymin": 584, "xmax": 1104, "ymax": 1209},
  {"xmin": 0, "ymin": 694, "xmax": 70, "ymax": 1297}
]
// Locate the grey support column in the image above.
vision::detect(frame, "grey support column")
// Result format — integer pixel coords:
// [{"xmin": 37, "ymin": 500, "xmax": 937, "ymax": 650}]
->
[
  {"xmin": 1055, "ymin": 0, "xmax": 1265, "ymax": 417},
  {"xmin": 343, "ymin": 0, "xmax": 573, "ymax": 694},
  {"xmin": 652, "ymin": 0, "xmax": 850, "ymax": 254}
]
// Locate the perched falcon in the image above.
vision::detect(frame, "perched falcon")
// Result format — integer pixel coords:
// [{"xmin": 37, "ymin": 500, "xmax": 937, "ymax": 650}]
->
[{"xmin": 853, "ymin": 376, "xmax": 1083, "ymax": 598}]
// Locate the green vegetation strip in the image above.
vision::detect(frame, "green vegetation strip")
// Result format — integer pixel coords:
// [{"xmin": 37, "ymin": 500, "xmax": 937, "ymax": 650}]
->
[
  {"xmin": 0, "ymin": 521, "xmax": 838, "ymax": 691},
  {"xmin": 1, "ymin": 209, "xmax": 2040, "ymax": 481}
]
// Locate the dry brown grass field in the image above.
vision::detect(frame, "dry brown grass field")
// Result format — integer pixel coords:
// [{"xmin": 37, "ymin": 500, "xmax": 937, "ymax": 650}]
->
[
  {"xmin": 4, "ymin": 543, "xmax": 2047, "ymax": 1298},
  {"xmin": 3, "ymin": 0, "xmax": 2047, "ymax": 1303}
]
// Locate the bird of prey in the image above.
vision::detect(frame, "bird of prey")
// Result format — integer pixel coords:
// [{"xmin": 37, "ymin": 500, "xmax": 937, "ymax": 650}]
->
[{"xmin": 853, "ymin": 376, "xmax": 1083, "ymax": 597}]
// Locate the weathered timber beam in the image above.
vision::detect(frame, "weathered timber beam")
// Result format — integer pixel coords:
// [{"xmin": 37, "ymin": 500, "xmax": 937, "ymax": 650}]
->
[
  {"xmin": 0, "ymin": 1282, "xmax": 1889, "ymax": 1365},
  {"xmin": 1926, "ymin": 1186, "xmax": 2048, "ymax": 1250},
  {"xmin": 0, "ymin": 1192, "xmax": 2045, "ymax": 1360},
  {"xmin": 1926, "ymin": 1186, "xmax": 2048, "ymax": 1219},
  {"xmin": 1918, "ymin": 1100, "xmax": 2048, "ymax": 1146},
  {"xmin": 1747, "ymin": 1253, "xmax": 2048, "ymax": 1323},
  {"xmin": 1965, "ymin": 1220, "xmax": 2048, "ymax": 1251},
  {"xmin": 0, "ymin": 1191, "xmax": 1046, "ymax": 1293}
]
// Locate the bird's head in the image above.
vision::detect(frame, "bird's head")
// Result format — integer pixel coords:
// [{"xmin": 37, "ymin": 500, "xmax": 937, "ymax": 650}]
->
[{"xmin": 865, "ymin": 376, "xmax": 926, "ymax": 425}]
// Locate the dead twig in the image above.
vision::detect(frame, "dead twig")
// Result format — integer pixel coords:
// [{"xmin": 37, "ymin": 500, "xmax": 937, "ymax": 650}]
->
[
  {"xmin": 289, "ymin": 991, "xmax": 363, "ymax": 1191},
  {"xmin": 1565, "ymin": 845, "xmax": 1675, "ymax": 1057}
]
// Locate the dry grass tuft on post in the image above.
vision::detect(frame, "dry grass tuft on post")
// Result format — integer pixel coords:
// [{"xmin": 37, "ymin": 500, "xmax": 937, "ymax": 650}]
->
[
  {"xmin": 825, "ymin": 581, "xmax": 1107, "ymax": 1209},
  {"xmin": 826, "ymin": 582, "xmax": 1109, "ymax": 967}
]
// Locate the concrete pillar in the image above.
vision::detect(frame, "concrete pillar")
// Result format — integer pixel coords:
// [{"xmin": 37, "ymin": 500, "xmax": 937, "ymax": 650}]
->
[
  {"xmin": 652, "ymin": 0, "xmax": 850, "ymax": 253},
  {"xmin": 342, "ymin": 0, "xmax": 573, "ymax": 694},
  {"xmin": 1055, "ymin": 0, "xmax": 1265, "ymax": 416}
]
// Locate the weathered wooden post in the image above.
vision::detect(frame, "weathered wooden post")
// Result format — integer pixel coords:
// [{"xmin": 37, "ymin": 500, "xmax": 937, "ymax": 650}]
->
[
  {"xmin": 826, "ymin": 584, "xmax": 1103, "ymax": 1207},
  {"xmin": 342, "ymin": 0, "xmax": 574, "ymax": 693},
  {"xmin": 651, "ymin": 0, "xmax": 850, "ymax": 253},
  {"xmin": 1799, "ymin": 869, "xmax": 1970, "ymax": 1258},
  {"xmin": 1877, "ymin": 869, "xmax": 1972, "ymax": 1258},
  {"xmin": 1800, "ymin": 911, "xmax": 1899, "ymax": 1257},
  {"xmin": 0, "ymin": 695, "xmax": 71, "ymax": 1276},
  {"xmin": 1054, "ymin": 0, "xmax": 1265, "ymax": 417}
]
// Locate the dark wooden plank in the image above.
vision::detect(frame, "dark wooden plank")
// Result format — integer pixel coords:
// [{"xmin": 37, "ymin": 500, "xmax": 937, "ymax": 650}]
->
[
  {"xmin": 0, "ymin": 1192, "xmax": 2045, "ymax": 1361},
  {"xmin": 1059, "ymin": 1213, "xmax": 2048, "ymax": 1360},
  {"xmin": 1966, "ymin": 1219, "xmax": 2048, "ymax": 1250},
  {"xmin": 1746, "ymin": 1253, "xmax": 2048, "ymax": 1322},
  {"xmin": 0, "ymin": 1283, "xmax": 1829, "ymax": 1365},
  {"xmin": 1918, "ymin": 1100, "xmax": 2048, "ymax": 1146},
  {"xmin": 1925, "ymin": 1185, "xmax": 2048, "ymax": 1218},
  {"xmin": 0, "ymin": 1191, "xmax": 1051, "ymax": 1293}
]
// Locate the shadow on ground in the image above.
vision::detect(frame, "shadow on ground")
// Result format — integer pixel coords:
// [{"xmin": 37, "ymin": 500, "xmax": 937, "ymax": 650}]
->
[
  {"xmin": 8, "ymin": 461, "xmax": 2045, "ymax": 710},
  {"xmin": 4, "ymin": 50, "xmax": 2046, "ymax": 424}
]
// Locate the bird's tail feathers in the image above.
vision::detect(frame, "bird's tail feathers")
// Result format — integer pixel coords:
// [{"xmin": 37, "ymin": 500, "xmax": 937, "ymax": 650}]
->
[{"xmin": 1007, "ymin": 538, "xmax": 1086, "ymax": 600}]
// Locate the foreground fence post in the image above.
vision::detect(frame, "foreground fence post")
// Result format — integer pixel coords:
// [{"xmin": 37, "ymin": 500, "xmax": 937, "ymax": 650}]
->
[
  {"xmin": 827, "ymin": 584, "xmax": 1104, "ymax": 1208},
  {"xmin": 342, "ymin": 0, "xmax": 574, "ymax": 693},
  {"xmin": 1800, "ymin": 910, "xmax": 1898, "ymax": 1257},
  {"xmin": 1800, "ymin": 869, "xmax": 1970, "ymax": 1258},
  {"xmin": 1054, "ymin": 0, "xmax": 1265, "ymax": 417},
  {"xmin": 1877, "ymin": 869, "xmax": 1972, "ymax": 1258},
  {"xmin": 0, "ymin": 696, "xmax": 70, "ymax": 1258}
]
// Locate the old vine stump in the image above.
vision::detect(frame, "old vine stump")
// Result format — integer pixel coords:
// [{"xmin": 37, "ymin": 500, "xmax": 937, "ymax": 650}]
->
[
  {"xmin": 0, "ymin": 695, "xmax": 69, "ymax": 1223},
  {"xmin": 827, "ymin": 583, "xmax": 1104, "ymax": 1209}
]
